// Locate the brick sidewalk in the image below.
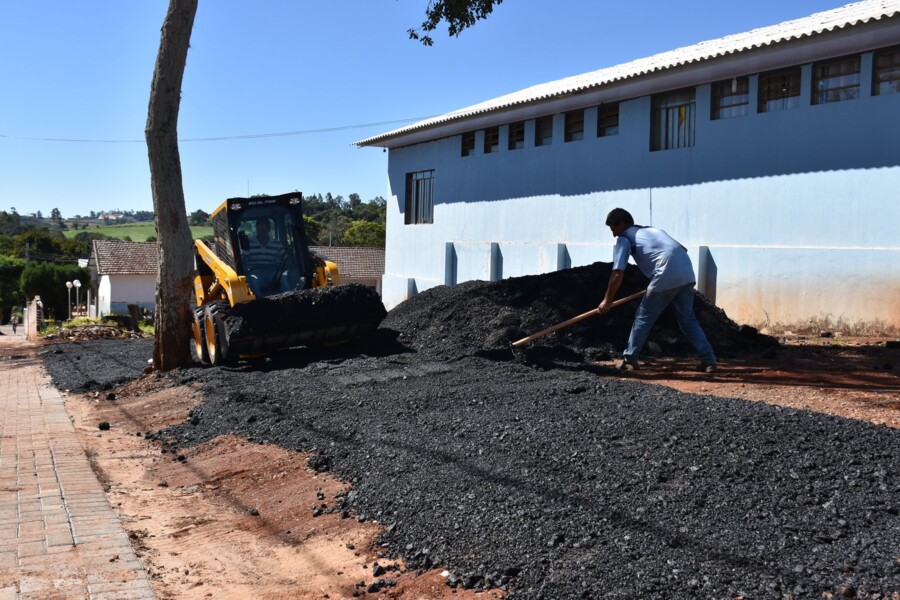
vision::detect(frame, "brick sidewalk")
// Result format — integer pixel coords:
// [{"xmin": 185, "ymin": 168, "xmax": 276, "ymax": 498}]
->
[{"xmin": 0, "ymin": 330, "xmax": 155, "ymax": 599}]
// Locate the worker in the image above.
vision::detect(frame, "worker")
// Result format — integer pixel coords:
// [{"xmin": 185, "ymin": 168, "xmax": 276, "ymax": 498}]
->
[
  {"xmin": 11, "ymin": 315, "xmax": 18, "ymax": 335},
  {"xmin": 598, "ymin": 207, "xmax": 717, "ymax": 373},
  {"xmin": 243, "ymin": 217, "xmax": 290, "ymax": 296}
]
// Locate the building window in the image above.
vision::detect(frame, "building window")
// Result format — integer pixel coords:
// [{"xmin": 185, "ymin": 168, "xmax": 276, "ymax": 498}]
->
[
  {"xmin": 650, "ymin": 89, "xmax": 695, "ymax": 151},
  {"xmin": 711, "ymin": 77, "xmax": 749, "ymax": 119},
  {"xmin": 405, "ymin": 170, "xmax": 434, "ymax": 225},
  {"xmin": 873, "ymin": 46, "xmax": 900, "ymax": 95},
  {"xmin": 564, "ymin": 110, "xmax": 584, "ymax": 142},
  {"xmin": 535, "ymin": 116, "xmax": 553, "ymax": 146},
  {"xmin": 508, "ymin": 121, "xmax": 525, "ymax": 150},
  {"xmin": 813, "ymin": 56, "xmax": 860, "ymax": 104},
  {"xmin": 597, "ymin": 103, "xmax": 619, "ymax": 137},
  {"xmin": 758, "ymin": 68, "xmax": 801, "ymax": 112},
  {"xmin": 484, "ymin": 126, "xmax": 499, "ymax": 153},
  {"xmin": 461, "ymin": 132, "xmax": 475, "ymax": 157}
]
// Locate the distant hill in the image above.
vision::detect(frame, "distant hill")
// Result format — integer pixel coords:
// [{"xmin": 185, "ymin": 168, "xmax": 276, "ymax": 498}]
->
[{"xmin": 63, "ymin": 222, "xmax": 212, "ymax": 242}]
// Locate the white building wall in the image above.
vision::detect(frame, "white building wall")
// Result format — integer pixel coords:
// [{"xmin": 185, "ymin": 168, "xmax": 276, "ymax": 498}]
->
[
  {"xmin": 99, "ymin": 274, "xmax": 155, "ymax": 316},
  {"xmin": 381, "ymin": 166, "xmax": 900, "ymax": 331}
]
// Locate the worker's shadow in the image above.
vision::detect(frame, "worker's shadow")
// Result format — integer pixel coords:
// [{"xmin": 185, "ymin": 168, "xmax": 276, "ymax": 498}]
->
[{"xmin": 476, "ymin": 344, "xmax": 618, "ymax": 376}]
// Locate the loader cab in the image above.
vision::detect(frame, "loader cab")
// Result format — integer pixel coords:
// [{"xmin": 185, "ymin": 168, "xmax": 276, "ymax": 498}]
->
[{"xmin": 226, "ymin": 195, "xmax": 314, "ymax": 298}]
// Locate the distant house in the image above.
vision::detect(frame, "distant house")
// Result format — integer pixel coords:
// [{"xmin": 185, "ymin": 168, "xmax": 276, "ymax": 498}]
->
[
  {"xmin": 310, "ymin": 246, "xmax": 385, "ymax": 295},
  {"xmin": 88, "ymin": 240, "xmax": 157, "ymax": 316},
  {"xmin": 97, "ymin": 211, "xmax": 127, "ymax": 222},
  {"xmin": 356, "ymin": 0, "xmax": 900, "ymax": 330}
]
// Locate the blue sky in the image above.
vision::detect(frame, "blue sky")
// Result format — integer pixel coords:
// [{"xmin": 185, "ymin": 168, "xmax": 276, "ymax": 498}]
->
[{"xmin": 0, "ymin": 0, "xmax": 849, "ymax": 218}]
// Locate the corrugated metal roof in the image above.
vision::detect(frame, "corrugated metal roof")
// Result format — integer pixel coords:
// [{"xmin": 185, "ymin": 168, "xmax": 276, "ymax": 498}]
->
[
  {"xmin": 91, "ymin": 239, "xmax": 158, "ymax": 275},
  {"xmin": 356, "ymin": 0, "xmax": 900, "ymax": 146},
  {"xmin": 309, "ymin": 246, "xmax": 385, "ymax": 279}
]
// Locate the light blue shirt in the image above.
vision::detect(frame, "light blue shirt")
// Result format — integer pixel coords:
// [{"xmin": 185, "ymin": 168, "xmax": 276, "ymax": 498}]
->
[{"xmin": 612, "ymin": 225, "xmax": 695, "ymax": 293}]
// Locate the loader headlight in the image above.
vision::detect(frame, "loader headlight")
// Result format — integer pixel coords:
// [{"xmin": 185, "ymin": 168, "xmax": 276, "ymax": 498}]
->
[
  {"xmin": 289, "ymin": 197, "xmax": 300, "ymax": 206},
  {"xmin": 232, "ymin": 202, "xmax": 242, "ymax": 211}
]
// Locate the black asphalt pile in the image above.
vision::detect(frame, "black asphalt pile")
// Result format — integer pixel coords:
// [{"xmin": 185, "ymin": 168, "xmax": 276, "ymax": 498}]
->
[
  {"xmin": 41, "ymin": 338, "xmax": 152, "ymax": 392},
  {"xmin": 383, "ymin": 262, "xmax": 777, "ymax": 363},
  {"xmin": 226, "ymin": 283, "xmax": 386, "ymax": 338},
  {"xmin": 141, "ymin": 347, "xmax": 897, "ymax": 600}
]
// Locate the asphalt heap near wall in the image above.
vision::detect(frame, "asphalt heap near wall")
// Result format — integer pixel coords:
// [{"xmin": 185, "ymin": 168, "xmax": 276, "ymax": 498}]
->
[{"xmin": 383, "ymin": 262, "xmax": 777, "ymax": 363}]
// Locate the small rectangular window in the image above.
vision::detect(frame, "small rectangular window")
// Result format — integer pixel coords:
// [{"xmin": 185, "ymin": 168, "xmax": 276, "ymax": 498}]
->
[
  {"xmin": 508, "ymin": 121, "xmax": 525, "ymax": 150},
  {"xmin": 484, "ymin": 127, "xmax": 499, "ymax": 153},
  {"xmin": 873, "ymin": 46, "xmax": 900, "ymax": 96},
  {"xmin": 813, "ymin": 56, "xmax": 860, "ymax": 104},
  {"xmin": 404, "ymin": 170, "xmax": 434, "ymax": 225},
  {"xmin": 535, "ymin": 116, "xmax": 553, "ymax": 147},
  {"xmin": 758, "ymin": 68, "xmax": 801, "ymax": 112},
  {"xmin": 651, "ymin": 89, "xmax": 695, "ymax": 151},
  {"xmin": 711, "ymin": 77, "xmax": 749, "ymax": 119},
  {"xmin": 461, "ymin": 132, "xmax": 475, "ymax": 157},
  {"xmin": 597, "ymin": 103, "xmax": 619, "ymax": 137},
  {"xmin": 564, "ymin": 110, "xmax": 584, "ymax": 142}
]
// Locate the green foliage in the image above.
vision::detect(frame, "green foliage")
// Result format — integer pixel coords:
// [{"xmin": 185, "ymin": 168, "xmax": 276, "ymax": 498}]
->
[
  {"xmin": 72, "ymin": 231, "xmax": 114, "ymax": 244},
  {"xmin": 189, "ymin": 209, "xmax": 210, "ymax": 226},
  {"xmin": 343, "ymin": 221, "xmax": 386, "ymax": 247},
  {"xmin": 299, "ymin": 193, "xmax": 386, "ymax": 246},
  {"xmin": 0, "ymin": 210, "xmax": 54, "ymax": 238},
  {"xmin": 303, "ymin": 216, "xmax": 323, "ymax": 246},
  {"xmin": 0, "ymin": 256, "xmax": 26, "ymax": 315},
  {"xmin": 19, "ymin": 263, "xmax": 90, "ymax": 322},
  {"xmin": 409, "ymin": 0, "xmax": 503, "ymax": 45},
  {"xmin": 9, "ymin": 229, "xmax": 90, "ymax": 261},
  {"xmin": 63, "ymin": 317, "xmax": 101, "ymax": 329}
]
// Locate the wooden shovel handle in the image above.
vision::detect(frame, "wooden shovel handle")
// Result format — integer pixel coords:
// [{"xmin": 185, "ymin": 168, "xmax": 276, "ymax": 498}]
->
[{"xmin": 511, "ymin": 290, "xmax": 646, "ymax": 348}]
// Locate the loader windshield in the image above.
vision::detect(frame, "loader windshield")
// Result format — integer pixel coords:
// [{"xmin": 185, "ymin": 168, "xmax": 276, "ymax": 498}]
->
[{"xmin": 237, "ymin": 207, "xmax": 308, "ymax": 297}]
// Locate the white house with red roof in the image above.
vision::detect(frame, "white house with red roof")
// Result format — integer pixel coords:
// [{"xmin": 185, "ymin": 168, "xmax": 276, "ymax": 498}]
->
[{"xmin": 88, "ymin": 240, "xmax": 157, "ymax": 316}]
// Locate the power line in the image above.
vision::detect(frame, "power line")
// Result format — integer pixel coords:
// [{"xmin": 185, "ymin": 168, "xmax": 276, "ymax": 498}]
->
[{"xmin": 0, "ymin": 116, "xmax": 432, "ymax": 144}]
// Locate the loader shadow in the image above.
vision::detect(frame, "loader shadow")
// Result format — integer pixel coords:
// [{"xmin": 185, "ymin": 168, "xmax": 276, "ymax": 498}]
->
[
  {"xmin": 476, "ymin": 344, "xmax": 619, "ymax": 377},
  {"xmin": 233, "ymin": 328, "xmax": 415, "ymax": 373}
]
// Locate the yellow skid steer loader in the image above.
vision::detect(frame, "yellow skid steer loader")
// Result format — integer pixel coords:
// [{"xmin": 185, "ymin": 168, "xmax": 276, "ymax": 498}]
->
[{"xmin": 191, "ymin": 192, "xmax": 386, "ymax": 365}]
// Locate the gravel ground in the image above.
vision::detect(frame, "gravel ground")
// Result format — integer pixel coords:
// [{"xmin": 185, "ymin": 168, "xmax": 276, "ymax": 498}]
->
[{"xmin": 42, "ymin": 265, "xmax": 900, "ymax": 599}]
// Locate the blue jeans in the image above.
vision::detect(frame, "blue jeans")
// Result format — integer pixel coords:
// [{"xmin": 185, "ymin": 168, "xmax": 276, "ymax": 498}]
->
[{"xmin": 624, "ymin": 283, "xmax": 716, "ymax": 365}]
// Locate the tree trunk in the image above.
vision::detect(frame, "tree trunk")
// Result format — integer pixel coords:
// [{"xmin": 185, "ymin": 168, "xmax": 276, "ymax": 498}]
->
[{"xmin": 145, "ymin": 0, "xmax": 198, "ymax": 371}]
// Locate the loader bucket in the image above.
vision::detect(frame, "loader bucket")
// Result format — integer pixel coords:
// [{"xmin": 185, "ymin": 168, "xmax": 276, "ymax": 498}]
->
[{"xmin": 217, "ymin": 283, "xmax": 386, "ymax": 359}]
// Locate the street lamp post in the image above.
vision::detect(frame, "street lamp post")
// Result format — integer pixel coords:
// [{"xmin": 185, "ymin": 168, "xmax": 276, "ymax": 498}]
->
[
  {"xmin": 73, "ymin": 280, "xmax": 81, "ymax": 317},
  {"xmin": 66, "ymin": 281, "xmax": 73, "ymax": 320}
]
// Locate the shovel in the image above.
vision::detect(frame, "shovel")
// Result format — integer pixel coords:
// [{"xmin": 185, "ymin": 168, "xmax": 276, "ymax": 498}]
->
[{"xmin": 511, "ymin": 290, "xmax": 646, "ymax": 347}]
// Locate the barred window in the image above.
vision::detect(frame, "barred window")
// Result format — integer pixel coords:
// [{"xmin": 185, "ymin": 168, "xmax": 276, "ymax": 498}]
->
[
  {"xmin": 651, "ymin": 89, "xmax": 695, "ymax": 151},
  {"xmin": 461, "ymin": 132, "xmax": 475, "ymax": 157},
  {"xmin": 711, "ymin": 77, "xmax": 750, "ymax": 119},
  {"xmin": 535, "ymin": 116, "xmax": 553, "ymax": 147},
  {"xmin": 508, "ymin": 121, "xmax": 525, "ymax": 150},
  {"xmin": 759, "ymin": 68, "xmax": 801, "ymax": 112},
  {"xmin": 597, "ymin": 103, "xmax": 619, "ymax": 137},
  {"xmin": 484, "ymin": 127, "xmax": 500, "ymax": 153},
  {"xmin": 813, "ymin": 56, "xmax": 860, "ymax": 104},
  {"xmin": 873, "ymin": 46, "xmax": 900, "ymax": 96},
  {"xmin": 564, "ymin": 110, "xmax": 584, "ymax": 142},
  {"xmin": 405, "ymin": 170, "xmax": 434, "ymax": 225}
]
